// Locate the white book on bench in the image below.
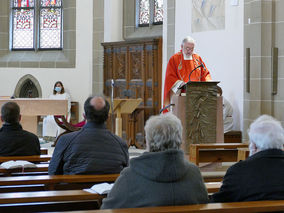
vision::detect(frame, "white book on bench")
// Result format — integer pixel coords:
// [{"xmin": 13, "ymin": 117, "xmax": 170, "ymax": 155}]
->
[
  {"xmin": 84, "ymin": 182, "xmax": 114, "ymax": 194},
  {"xmin": 0, "ymin": 160, "xmax": 36, "ymax": 169}
]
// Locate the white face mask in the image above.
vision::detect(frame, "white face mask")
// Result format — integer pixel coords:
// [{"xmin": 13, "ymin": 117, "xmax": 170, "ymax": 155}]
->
[{"xmin": 55, "ymin": 87, "xmax": 62, "ymax": 93}]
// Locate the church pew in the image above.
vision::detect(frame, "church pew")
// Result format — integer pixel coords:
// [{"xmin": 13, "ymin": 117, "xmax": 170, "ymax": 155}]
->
[
  {"xmin": 40, "ymin": 148, "xmax": 48, "ymax": 155},
  {"xmin": 204, "ymin": 182, "xmax": 221, "ymax": 193},
  {"xmin": 68, "ymin": 200, "xmax": 284, "ymax": 213},
  {"xmin": 201, "ymin": 171, "xmax": 225, "ymax": 182},
  {"xmin": 0, "ymin": 190, "xmax": 105, "ymax": 204},
  {"xmin": 224, "ymin": 130, "xmax": 242, "ymax": 143},
  {"xmin": 0, "ymin": 182, "xmax": 220, "ymax": 205},
  {"xmin": 0, "ymin": 190, "xmax": 104, "ymax": 211},
  {"xmin": 0, "ymin": 174, "xmax": 120, "ymax": 192},
  {"xmin": 0, "ymin": 164, "xmax": 49, "ymax": 177},
  {"xmin": 0, "ymin": 155, "xmax": 51, "ymax": 163},
  {"xmin": 0, "ymin": 174, "xmax": 221, "ymax": 193},
  {"xmin": 237, "ymin": 148, "xmax": 250, "ymax": 161},
  {"xmin": 189, "ymin": 143, "xmax": 249, "ymax": 166}
]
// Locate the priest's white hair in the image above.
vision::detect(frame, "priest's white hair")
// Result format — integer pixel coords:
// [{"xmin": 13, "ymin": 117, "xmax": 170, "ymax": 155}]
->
[
  {"xmin": 145, "ymin": 113, "xmax": 182, "ymax": 152},
  {"xmin": 181, "ymin": 36, "xmax": 195, "ymax": 46},
  {"xmin": 248, "ymin": 114, "xmax": 284, "ymax": 151}
]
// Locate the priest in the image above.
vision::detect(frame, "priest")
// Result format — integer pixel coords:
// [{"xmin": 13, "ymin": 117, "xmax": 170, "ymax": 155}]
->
[{"xmin": 163, "ymin": 36, "xmax": 212, "ymax": 112}]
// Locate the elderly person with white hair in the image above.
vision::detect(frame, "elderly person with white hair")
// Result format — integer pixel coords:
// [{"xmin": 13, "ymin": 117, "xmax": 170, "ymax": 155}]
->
[
  {"xmin": 163, "ymin": 36, "xmax": 212, "ymax": 112},
  {"xmin": 212, "ymin": 114, "xmax": 284, "ymax": 202},
  {"xmin": 101, "ymin": 113, "xmax": 208, "ymax": 209}
]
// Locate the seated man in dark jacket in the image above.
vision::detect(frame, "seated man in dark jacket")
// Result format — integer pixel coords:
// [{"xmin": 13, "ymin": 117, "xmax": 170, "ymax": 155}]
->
[
  {"xmin": 212, "ymin": 115, "xmax": 284, "ymax": 202},
  {"xmin": 48, "ymin": 95, "xmax": 129, "ymax": 175},
  {"xmin": 101, "ymin": 113, "xmax": 208, "ymax": 209},
  {"xmin": 0, "ymin": 102, "xmax": 40, "ymax": 156}
]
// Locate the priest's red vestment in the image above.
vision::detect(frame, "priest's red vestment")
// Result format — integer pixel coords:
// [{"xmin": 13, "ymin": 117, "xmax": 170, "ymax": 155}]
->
[{"xmin": 163, "ymin": 51, "xmax": 212, "ymax": 108}]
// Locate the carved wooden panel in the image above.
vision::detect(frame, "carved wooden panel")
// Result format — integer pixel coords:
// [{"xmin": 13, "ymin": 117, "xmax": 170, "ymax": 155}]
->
[
  {"xmin": 185, "ymin": 82, "xmax": 218, "ymax": 151},
  {"xmin": 102, "ymin": 38, "xmax": 162, "ymax": 148}
]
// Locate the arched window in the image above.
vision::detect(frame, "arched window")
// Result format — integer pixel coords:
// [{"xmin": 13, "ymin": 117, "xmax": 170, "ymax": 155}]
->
[
  {"xmin": 11, "ymin": 0, "xmax": 63, "ymax": 50},
  {"xmin": 138, "ymin": 0, "xmax": 163, "ymax": 27}
]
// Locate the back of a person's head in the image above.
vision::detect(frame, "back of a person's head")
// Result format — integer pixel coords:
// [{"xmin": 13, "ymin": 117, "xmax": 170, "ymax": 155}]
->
[
  {"xmin": 84, "ymin": 95, "xmax": 110, "ymax": 124},
  {"xmin": 145, "ymin": 113, "xmax": 182, "ymax": 152},
  {"xmin": 1, "ymin": 102, "xmax": 20, "ymax": 124},
  {"xmin": 248, "ymin": 114, "xmax": 284, "ymax": 151}
]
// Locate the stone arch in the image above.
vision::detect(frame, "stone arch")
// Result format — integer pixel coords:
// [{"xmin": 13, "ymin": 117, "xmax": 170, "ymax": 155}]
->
[{"xmin": 14, "ymin": 74, "xmax": 42, "ymax": 98}]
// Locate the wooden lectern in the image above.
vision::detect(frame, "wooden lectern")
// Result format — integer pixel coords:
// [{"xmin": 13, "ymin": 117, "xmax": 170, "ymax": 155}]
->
[
  {"xmin": 172, "ymin": 81, "xmax": 224, "ymax": 155},
  {"xmin": 0, "ymin": 98, "xmax": 68, "ymax": 135},
  {"xmin": 111, "ymin": 98, "xmax": 142, "ymax": 138}
]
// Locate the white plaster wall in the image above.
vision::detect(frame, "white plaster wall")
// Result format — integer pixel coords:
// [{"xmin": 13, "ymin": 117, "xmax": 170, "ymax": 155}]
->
[
  {"xmin": 174, "ymin": 0, "xmax": 244, "ymax": 130},
  {"xmin": 0, "ymin": 0, "xmax": 93, "ymax": 120},
  {"xmin": 104, "ymin": 0, "xmax": 123, "ymax": 42}
]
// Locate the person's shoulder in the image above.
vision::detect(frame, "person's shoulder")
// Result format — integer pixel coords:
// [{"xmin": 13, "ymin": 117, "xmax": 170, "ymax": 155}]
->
[
  {"xmin": 22, "ymin": 130, "xmax": 39, "ymax": 140},
  {"xmin": 109, "ymin": 132, "xmax": 127, "ymax": 145},
  {"xmin": 59, "ymin": 130, "xmax": 79, "ymax": 141},
  {"xmin": 170, "ymin": 52, "xmax": 182, "ymax": 59},
  {"xmin": 193, "ymin": 53, "xmax": 202, "ymax": 59},
  {"xmin": 225, "ymin": 159, "xmax": 249, "ymax": 175}
]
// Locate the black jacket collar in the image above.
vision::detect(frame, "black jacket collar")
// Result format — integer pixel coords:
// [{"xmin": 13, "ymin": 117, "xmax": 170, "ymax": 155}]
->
[
  {"xmin": 83, "ymin": 121, "xmax": 106, "ymax": 129},
  {"xmin": 0, "ymin": 123, "xmax": 23, "ymax": 132},
  {"xmin": 248, "ymin": 148, "xmax": 284, "ymax": 160}
]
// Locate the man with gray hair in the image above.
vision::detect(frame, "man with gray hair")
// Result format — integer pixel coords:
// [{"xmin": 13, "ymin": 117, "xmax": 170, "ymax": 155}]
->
[
  {"xmin": 101, "ymin": 113, "xmax": 208, "ymax": 209},
  {"xmin": 212, "ymin": 114, "xmax": 284, "ymax": 202},
  {"xmin": 163, "ymin": 36, "xmax": 212, "ymax": 112}
]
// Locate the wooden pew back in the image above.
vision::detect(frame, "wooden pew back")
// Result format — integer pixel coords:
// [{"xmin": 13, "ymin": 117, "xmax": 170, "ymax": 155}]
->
[
  {"xmin": 189, "ymin": 143, "xmax": 249, "ymax": 166},
  {"xmin": 0, "ymin": 174, "xmax": 120, "ymax": 192},
  {"xmin": 0, "ymin": 155, "xmax": 51, "ymax": 163},
  {"xmin": 76, "ymin": 200, "xmax": 284, "ymax": 213}
]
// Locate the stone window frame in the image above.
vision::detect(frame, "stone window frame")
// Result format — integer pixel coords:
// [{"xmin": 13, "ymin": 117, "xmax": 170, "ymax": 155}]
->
[
  {"xmin": 11, "ymin": 0, "xmax": 63, "ymax": 50},
  {"xmin": 123, "ymin": 0, "xmax": 162, "ymax": 39},
  {"xmin": 0, "ymin": 0, "xmax": 76, "ymax": 68}
]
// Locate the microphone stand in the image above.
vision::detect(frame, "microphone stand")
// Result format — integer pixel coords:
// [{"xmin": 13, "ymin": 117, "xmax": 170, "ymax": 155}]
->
[
  {"xmin": 110, "ymin": 79, "xmax": 115, "ymax": 133},
  {"xmin": 178, "ymin": 64, "xmax": 203, "ymax": 90}
]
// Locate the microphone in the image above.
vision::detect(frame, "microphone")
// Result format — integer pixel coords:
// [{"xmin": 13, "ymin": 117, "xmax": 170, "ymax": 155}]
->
[
  {"xmin": 159, "ymin": 104, "xmax": 175, "ymax": 114},
  {"xmin": 188, "ymin": 64, "xmax": 203, "ymax": 83}
]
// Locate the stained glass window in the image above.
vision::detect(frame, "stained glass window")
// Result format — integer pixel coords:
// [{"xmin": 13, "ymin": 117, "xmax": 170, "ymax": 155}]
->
[
  {"xmin": 11, "ymin": 0, "xmax": 62, "ymax": 50},
  {"xmin": 12, "ymin": 0, "xmax": 35, "ymax": 49},
  {"xmin": 154, "ymin": 0, "xmax": 163, "ymax": 23},
  {"xmin": 139, "ymin": 0, "xmax": 150, "ymax": 25},
  {"xmin": 138, "ymin": 0, "xmax": 163, "ymax": 27},
  {"xmin": 13, "ymin": 0, "xmax": 34, "ymax": 7},
  {"xmin": 39, "ymin": 0, "xmax": 62, "ymax": 49},
  {"xmin": 41, "ymin": 0, "xmax": 61, "ymax": 7}
]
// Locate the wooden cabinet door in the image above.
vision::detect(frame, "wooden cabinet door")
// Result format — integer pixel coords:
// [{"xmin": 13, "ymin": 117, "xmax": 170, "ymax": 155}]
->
[{"xmin": 102, "ymin": 38, "xmax": 162, "ymax": 148}]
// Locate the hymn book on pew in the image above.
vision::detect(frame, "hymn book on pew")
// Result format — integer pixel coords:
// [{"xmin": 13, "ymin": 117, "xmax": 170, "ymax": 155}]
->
[
  {"xmin": 84, "ymin": 182, "xmax": 114, "ymax": 194},
  {"xmin": 0, "ymin": 160, "xmax": 37, "ymax": 169}
]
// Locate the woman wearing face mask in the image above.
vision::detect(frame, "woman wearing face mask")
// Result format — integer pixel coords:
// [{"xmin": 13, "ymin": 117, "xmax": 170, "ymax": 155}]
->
[{"xmin": 42, "ymin": 81, "xmax": 71, "ymax": 141}]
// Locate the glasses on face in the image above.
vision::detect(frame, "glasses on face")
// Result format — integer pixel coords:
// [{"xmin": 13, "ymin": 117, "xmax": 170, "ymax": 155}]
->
[{"xmin": 184, "ymin": 47, "xmax": 194, "ymax": 51}]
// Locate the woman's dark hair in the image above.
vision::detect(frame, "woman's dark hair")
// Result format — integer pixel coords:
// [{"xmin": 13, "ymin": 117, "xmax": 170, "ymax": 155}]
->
[
  {"xmin": 53, "ymin": 81, "xmax": 65, "ymax": 95},
  {"xmin": 84, "ymin": 96, "xmax": 110, "ymax": 124}
]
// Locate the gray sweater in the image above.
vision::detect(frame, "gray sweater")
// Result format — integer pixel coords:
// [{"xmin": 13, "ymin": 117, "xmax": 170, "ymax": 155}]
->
[{"xmin": 101, "ymin": 149, "xmax": 208, "ymax": 209}]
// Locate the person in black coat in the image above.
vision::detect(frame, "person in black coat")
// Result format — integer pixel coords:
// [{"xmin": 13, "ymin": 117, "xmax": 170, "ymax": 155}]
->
[
  {"xmin": 0, "ymin": 102, "xmax": 40, "ymax": 156},
  {"xmin": 48, "ymin": 95, "xmax": 129, "ymax": 175},
  {"xmin": 212, "ymin": 115, "xmax": 284, "ymax": 202}
]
